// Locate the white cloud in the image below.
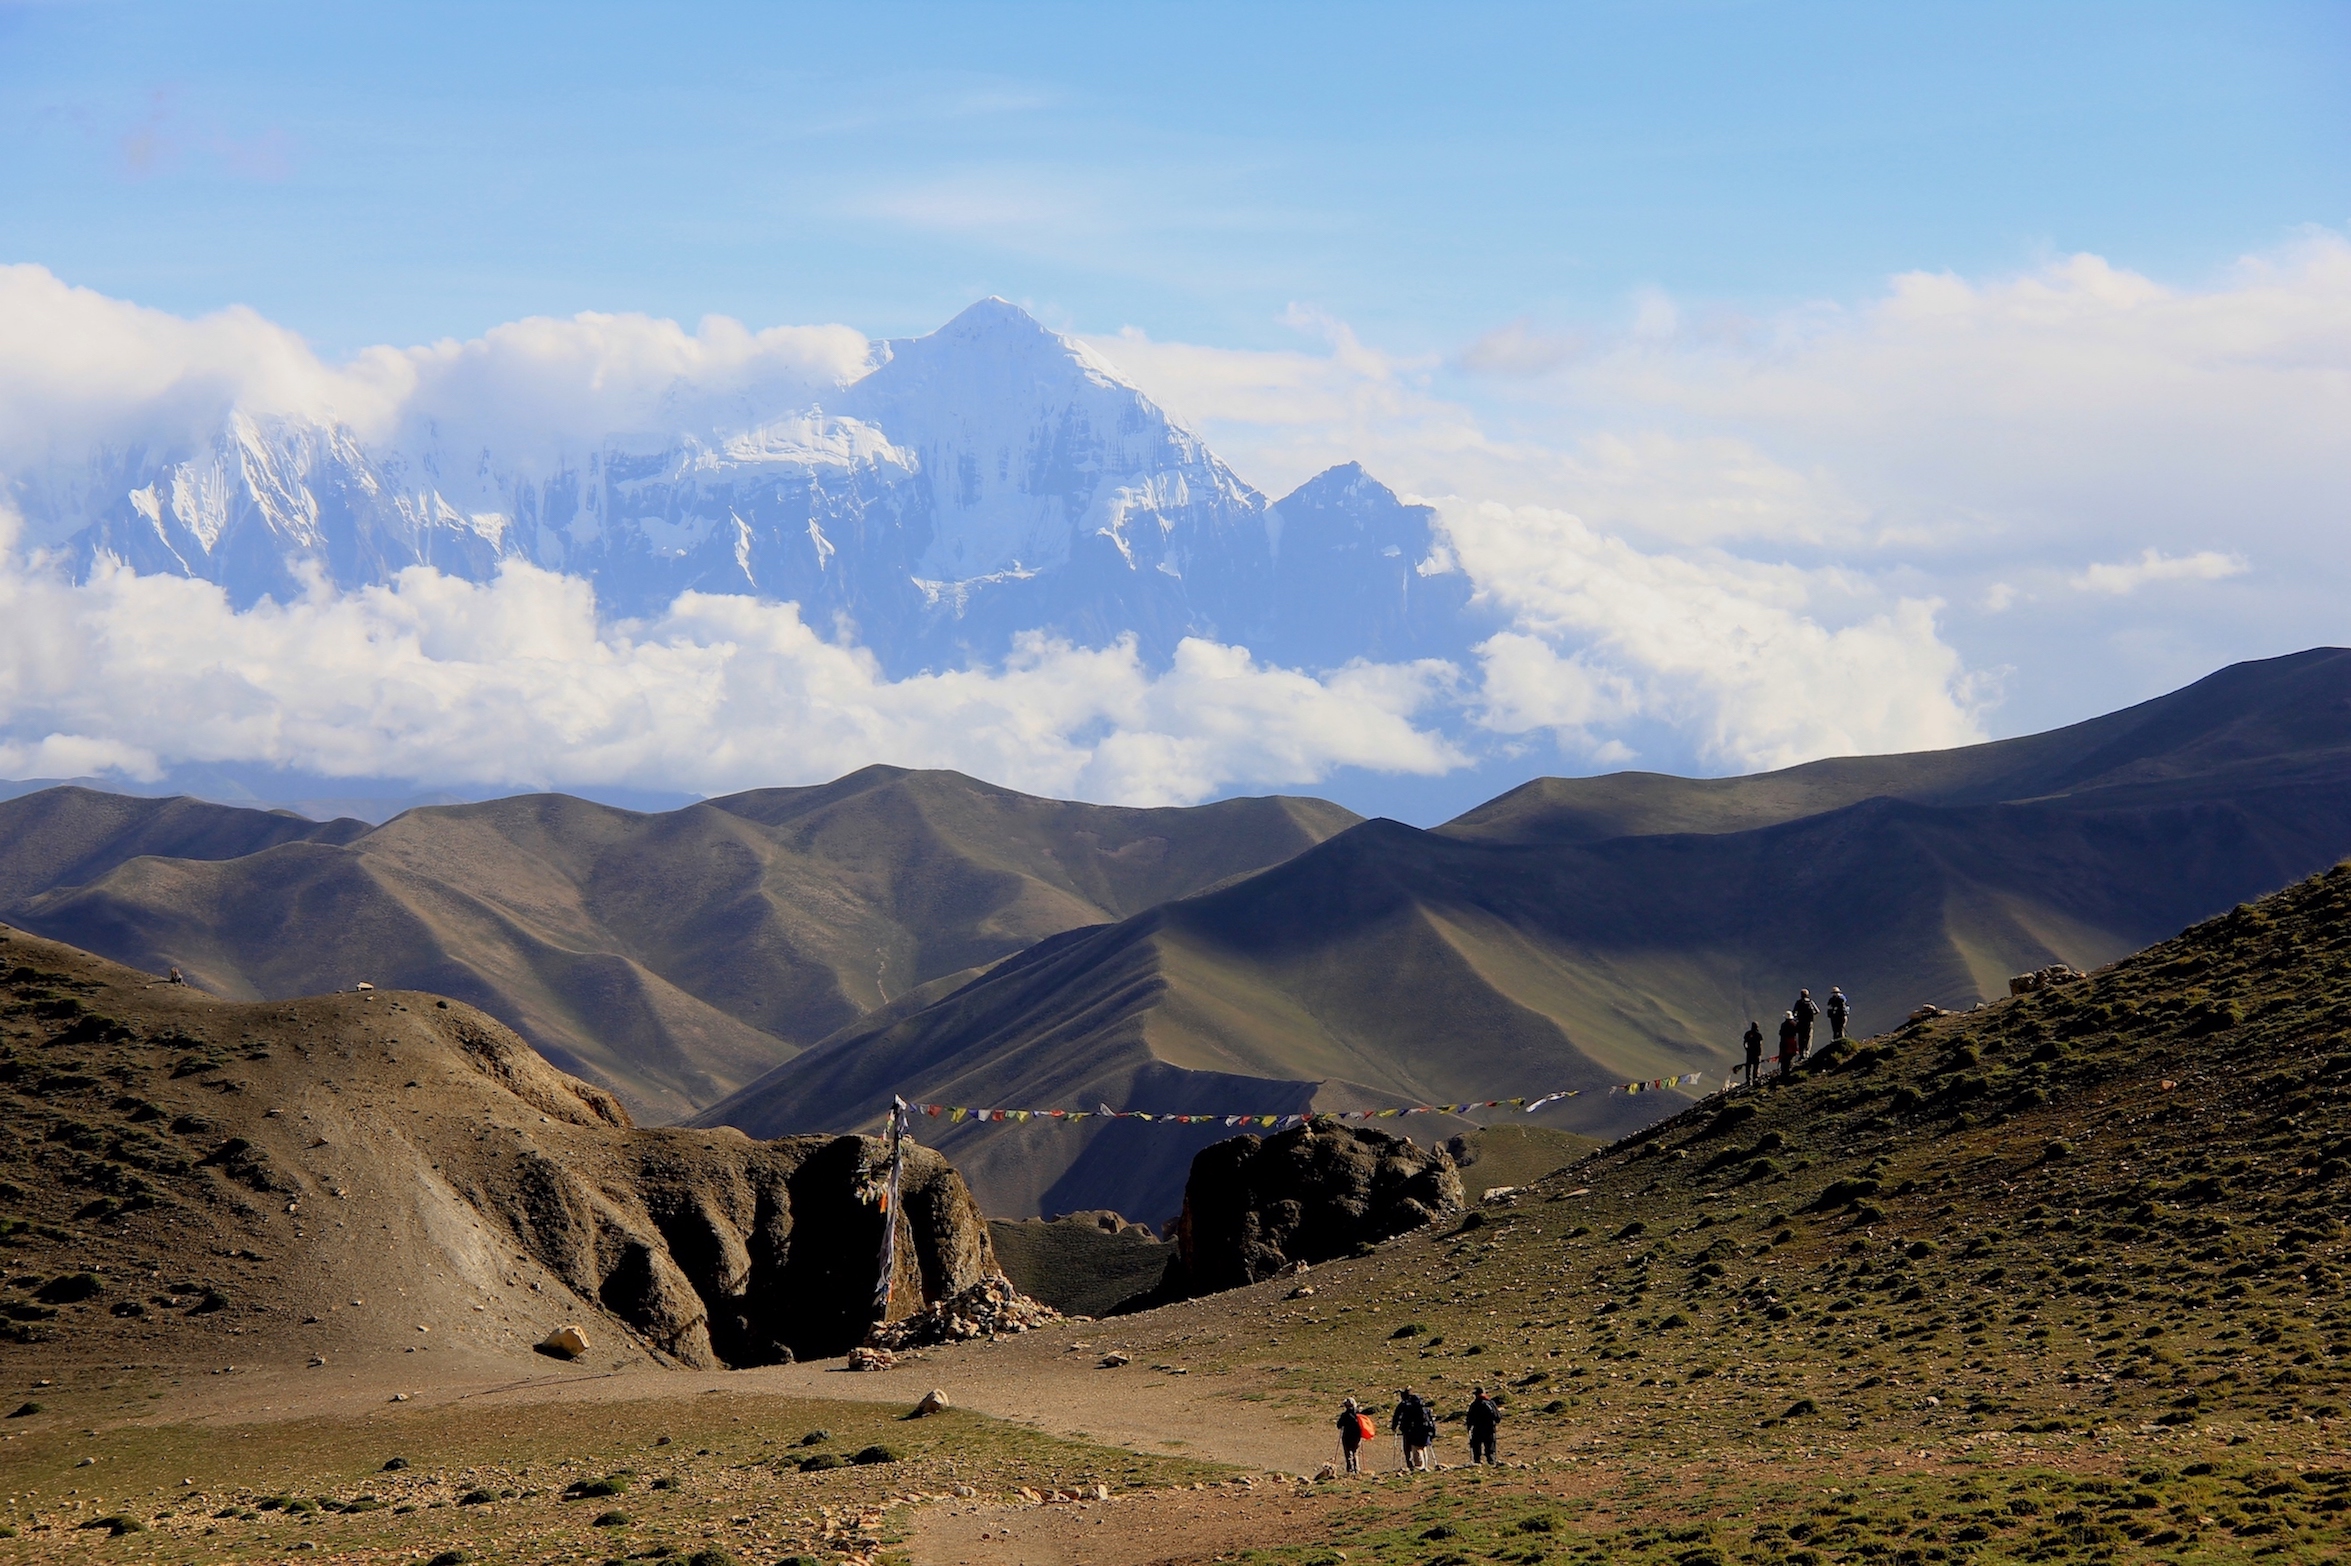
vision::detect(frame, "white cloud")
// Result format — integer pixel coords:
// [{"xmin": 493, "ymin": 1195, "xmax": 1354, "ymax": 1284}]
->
[
  {"xmin": 1451, "ymin": 502, "xmax": 1984, "ymax": 771},
  {"xmin": 0, "ymin": 263, "xmax": 872, "ymax": 486},
  {"xmin": 1544, "ymin": 237, "xmax": 2351, "ymax": 560},
  {"xmin": 1457, "ymin": 318, "xmax": 1586, "ymax": 378},
  {"xmin": 2068, "ymin": 547, "xmax": 2250, "ymax": 595},
  {"xmin": 1080, "ymin": 313, "xmax": 1513, "ymax": 500},
  {"xmin": 1094, "ymin": 238, "xmax": 2351, "ymax": 567},
  {"xmin": 0, "ymin": 545, "xmax": 1458, "ymax": 807}
]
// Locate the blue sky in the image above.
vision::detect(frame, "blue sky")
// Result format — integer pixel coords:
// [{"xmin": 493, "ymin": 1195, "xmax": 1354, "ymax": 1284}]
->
[
  {"xmin": 4, "ymin": 1, "xmax": 2343, "ymax": 356},
  {"xmin": 0, "ymin": 2, "xmax": 2347, "ymax": 817}
]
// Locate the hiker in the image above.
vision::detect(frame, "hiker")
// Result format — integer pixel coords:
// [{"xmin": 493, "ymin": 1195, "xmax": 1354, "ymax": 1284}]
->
[
  {"xmin": 1336, "ymin": 1397, "xmax": 1372, "ymax": 1473},
  {"xmin": 1392, "ymin": 1388, "xmax": 1435, "ymax": 1471},
  {"xmin": 1793, "ymin": 989, "xmax": 1820, "ymax": 1059},
  {"xmin": 1741, "ymin": 1020, "xmax": 1764, "ymax": 1087},
  {"xmin": 1466, "ymin": 1386, "xmax": 1502, "ymax": 1465},
  {"xmin": 1777, "ymin": 1012, "xmax": 1800, "ymax": 1079},
  {"xmin": 1826, "ymin": 986, "xmax": 1850, "ymax": 1043}
]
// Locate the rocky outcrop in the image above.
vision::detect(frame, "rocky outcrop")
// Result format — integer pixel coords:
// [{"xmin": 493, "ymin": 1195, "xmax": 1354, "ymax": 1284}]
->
[
  {"xmin": 470, "ymin": 1124, "xmax": 1001, "ymax": 1369},
  {"xmin": 1149, "ymin": 1122, "xmax": 1463, "ymax": 1300}
]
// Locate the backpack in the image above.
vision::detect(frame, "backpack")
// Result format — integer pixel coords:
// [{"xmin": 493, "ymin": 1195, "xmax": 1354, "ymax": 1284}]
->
[{"xmin": 1354, "ymin": 1412, "xmax": 1376, "ymax": 1441}]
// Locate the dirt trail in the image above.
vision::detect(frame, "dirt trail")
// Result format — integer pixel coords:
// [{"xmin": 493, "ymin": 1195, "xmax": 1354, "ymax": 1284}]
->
[
  {"xmin": 89, "ymin": 1277, "xmax": 1337, "ymax": 1479},
  {"xmin": 902, "ymin": 1483, "xmax": 1346, "ymax": 1566},
  {"xmin": 76, "ymin": 1320, "xmax": 1341, "ymax": 1566}
]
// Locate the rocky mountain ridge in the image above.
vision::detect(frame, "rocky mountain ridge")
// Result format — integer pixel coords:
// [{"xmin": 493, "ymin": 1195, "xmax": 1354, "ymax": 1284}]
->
[{"xmin": 12, "ymin": 299, "xmax": 1480, "ymax": 677}]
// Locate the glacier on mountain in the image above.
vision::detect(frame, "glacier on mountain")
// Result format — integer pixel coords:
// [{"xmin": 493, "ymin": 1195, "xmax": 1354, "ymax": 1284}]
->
[{"xmin": 9, "ymin": 298, "xmax": 1484, "ymax": 678}]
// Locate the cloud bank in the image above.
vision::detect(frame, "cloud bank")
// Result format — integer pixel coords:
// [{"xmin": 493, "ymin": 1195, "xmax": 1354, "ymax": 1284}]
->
[
  {"xmin": 0, "ymin": 263, "xmax": 871, "ymax": 494},
  {"xmin": 0, "ymin": 545, "xmax": 1459, "ymax": 807},
  {"xmin": 4, "ymin": 237, "xmax": 2342, "ymax": 807}
]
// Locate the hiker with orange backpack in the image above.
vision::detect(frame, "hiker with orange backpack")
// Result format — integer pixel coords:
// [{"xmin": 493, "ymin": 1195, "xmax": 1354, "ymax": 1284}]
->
[{"xmin": 1335, "ymin": 1397, "xmax": 1374, "ymax": 1473}]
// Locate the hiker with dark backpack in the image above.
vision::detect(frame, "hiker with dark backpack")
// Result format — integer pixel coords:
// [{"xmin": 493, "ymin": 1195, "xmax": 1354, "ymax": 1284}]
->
[
  {"xmin": 1392, "ymin": 1388, "xmax": 1435, "ymax": 1471},
  {"xmin": 1336, "ymin": 1397, "xmax": 1373, "ymax": 1473},
  {"xmin": 1466, "ymin": 1386, "xmax": 1501, "ymax": 1464},
  {"xmin": 1826, "ymin": 986, "xmax": 1850, "ymax": 1043},
  {"xmin": 1793, "ymin": 989, "xmax": 1820, "ymax": 1059},
  {"xmin": 1742, "ymin": 1020, "xmax": 1764, "ymax": 1087}
]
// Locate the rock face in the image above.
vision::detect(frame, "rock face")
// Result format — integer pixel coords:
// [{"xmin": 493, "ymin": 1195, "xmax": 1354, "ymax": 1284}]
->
[
  {"xmin": 1152, "ymin": 1122, "xmax": 1464, "ymax": 1300},
  {"xmin": 479, "ymin": 1125, "xmax": 1000, "ymax": 1368}
]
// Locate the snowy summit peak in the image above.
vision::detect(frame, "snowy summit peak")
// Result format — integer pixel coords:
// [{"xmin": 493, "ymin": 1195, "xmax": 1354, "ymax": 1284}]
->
[
  {"xmin": 860, "ymin": 296, "xmax": 1132, "ymax": 398},
  {"xmin": 936, "ymin": 296, "xmax": 1058, "ymax": 338},
  {"xmin": 839, "ymin": 297, "xmax": 1246, "ymax": 590}
]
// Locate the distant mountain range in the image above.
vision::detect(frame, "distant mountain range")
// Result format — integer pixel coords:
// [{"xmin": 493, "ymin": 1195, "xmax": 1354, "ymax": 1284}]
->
[
  {"xmin": 0, "ymin": 773, "xmax": 1356, "ymax": 1121},
  {"xmin": 4, "ymin": 647, "xmax": 2348, "ymax": 1221},
  {"xmin": 12, "ymin": 298, "xmax": 1482, "ymax": 678}
]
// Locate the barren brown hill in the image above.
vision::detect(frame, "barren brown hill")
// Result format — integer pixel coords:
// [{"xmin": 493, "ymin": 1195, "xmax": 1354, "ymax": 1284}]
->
[
  {"xmin": 0, "ymin": 767, "xmax": 1359, "ymax": 1120},
  {"xmin": 0, "ymin": 923, "xmax": 1009, "ymax": 1379}
]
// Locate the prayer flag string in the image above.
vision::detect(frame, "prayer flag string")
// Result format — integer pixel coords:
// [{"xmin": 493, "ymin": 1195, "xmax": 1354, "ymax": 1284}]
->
[{"xmin": 901, "ymin": 1071, "xmax": 1713, "ymax": 1128}]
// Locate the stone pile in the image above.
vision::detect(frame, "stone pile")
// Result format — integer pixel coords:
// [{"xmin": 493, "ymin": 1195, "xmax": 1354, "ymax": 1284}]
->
[
  {"xmin": 2008, "ymin": 963, "xmax": 2086, "ymax": 996},
  {"xmin": 867, "ymin": 1273, "xmax": 1061, "ymax": 1349}
]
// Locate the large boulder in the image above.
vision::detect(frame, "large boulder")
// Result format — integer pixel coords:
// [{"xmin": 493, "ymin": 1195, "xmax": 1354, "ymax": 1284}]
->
[{"xmin": 1151, "ymin": 1122, "xmax": 1463, "ymax": 1300}]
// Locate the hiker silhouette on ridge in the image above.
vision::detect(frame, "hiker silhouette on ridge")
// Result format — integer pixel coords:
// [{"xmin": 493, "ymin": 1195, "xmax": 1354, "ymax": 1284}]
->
[
  {"xmin": 1777, "ymin": 1012, "xmax": 1800, "ymax": 1079},
  {"xmin": 1741, "ymin": 1020, "xmax": 1764, "ymax": 1087},
  {"xmin": 1826, "ymin": 985, "xmax": 1851, "ymax": 1044},
  {"xmin": 1793, "ymin": 988, "xmax": 1820, "ymax": 1059}
]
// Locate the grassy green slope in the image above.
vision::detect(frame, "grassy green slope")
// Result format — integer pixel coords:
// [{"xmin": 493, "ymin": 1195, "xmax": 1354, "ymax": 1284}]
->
[
  {"xmin": 1101, "ymin": 858, "xmax": 2351, "ymax": 1564},
  {"xmin": 1448, "ymin": 1123, "xmax": 1606, "ymax": 1194},
  {"xmin": 4, "ymin": 767, "xmax": 1358, "ymax": 1120}
]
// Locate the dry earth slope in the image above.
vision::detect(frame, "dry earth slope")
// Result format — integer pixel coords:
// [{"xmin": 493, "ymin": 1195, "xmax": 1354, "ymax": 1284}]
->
[{"xmin": 0, "ymin": 923, "xmax": 1014, "ymax": 1381}]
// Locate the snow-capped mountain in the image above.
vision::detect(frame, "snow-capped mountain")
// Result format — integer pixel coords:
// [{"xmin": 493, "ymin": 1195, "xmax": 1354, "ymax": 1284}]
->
[{"xmin": 11, "ymin": 299, "xmax": 1482, "ymax": 677}]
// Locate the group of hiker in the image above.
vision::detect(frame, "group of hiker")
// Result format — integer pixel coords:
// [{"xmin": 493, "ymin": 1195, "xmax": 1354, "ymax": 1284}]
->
[
  {"xmin": 1739, "ymin": 985, "xmax": 1851, "ymax": 1087},
  {"xmin": 1334, "ymin": 1387, "xmax": 1502, "ymax": 1473},
  {"xmin": 1312, "ymin": 988, "xmax": 1855, "ymax": 1474}
]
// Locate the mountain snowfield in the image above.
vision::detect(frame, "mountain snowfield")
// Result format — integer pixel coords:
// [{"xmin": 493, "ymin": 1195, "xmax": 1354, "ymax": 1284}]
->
[{"xmin": 15, "ymin": 298, "xmax": 1481, "ymax": 681}]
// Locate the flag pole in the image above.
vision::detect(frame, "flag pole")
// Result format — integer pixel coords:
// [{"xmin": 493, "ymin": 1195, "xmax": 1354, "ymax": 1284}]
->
[{"xmin": 868, "ymin": 1096, "xmax": 911, "ymax": 1337}]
